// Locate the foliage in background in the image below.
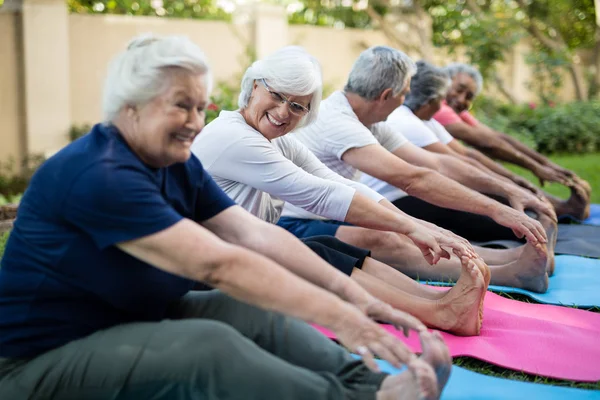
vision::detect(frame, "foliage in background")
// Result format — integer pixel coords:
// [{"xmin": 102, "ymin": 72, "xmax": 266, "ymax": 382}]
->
[
  {"xmin": 67, "ymin": 0, "xmax": 231, "ymax": 21},
  {"xmin": 0, "ymin": 231, "xmax": 9, "ymax": 259},
  {"xmin": 69, "ymin": 124, "xmax": 93, "ymax": 142},
  {"xmin": 0, "ymin": 155, "xmax": 45, "ymax": 200},
  {"xmin": 422, "ymin": 0, "xmax": 599, "ymax": 102},
  {"xmin": 473, "ymin": 97, "xmax": 600, "ymax": 154}
]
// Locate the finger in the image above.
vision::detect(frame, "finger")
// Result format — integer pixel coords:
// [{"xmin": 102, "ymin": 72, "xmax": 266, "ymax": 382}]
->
[
  {"xmin": 382, "ymin": 334, "xmax": 416, "ymax": 366},
  {"xmin": 440, "ymin": 248, "xmax": 451, "ymax": 260},
  {"xmin": 530, "ymin": 219, "xmax": 547, "ymax": 243},
  {"xmin": 390, "ymin": 311, "xmax": 427, "ymax": 334},
  {"xmin": 511, "ymin": 225, "xmax": 527, "ymax": 240},
  {"xmin": 356, "ymin": 345, "xmax": 379, "ymax": 371},
  {"xmin": 369, "ymin": 341, "xmax": 402, "ymax": 369},
  {"xmin": 421, "ymin": 248, "xmax": 435, "ymax": 266}
]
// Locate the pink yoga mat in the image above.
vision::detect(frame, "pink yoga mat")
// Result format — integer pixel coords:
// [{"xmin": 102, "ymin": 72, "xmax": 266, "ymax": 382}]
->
[{"xmin": 315, "ymin": 289, "xmax": 600, "ymax": 382}]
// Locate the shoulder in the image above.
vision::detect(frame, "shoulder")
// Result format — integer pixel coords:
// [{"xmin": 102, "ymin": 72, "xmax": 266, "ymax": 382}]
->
[
  {"xmin": 33, "ymin": 124, "xmax": 153, "ymax": 193},
  {"xmin": 433, "ymin": 103, "xmax": 462, "ymax": 126},
  {"xmin": 459, "ymin": 110, "xmax": 480, "ymax": 126}
]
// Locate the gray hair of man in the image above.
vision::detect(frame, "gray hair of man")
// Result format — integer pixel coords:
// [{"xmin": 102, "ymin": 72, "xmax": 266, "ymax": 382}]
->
[
  {"xmin": 444, "ymin": 63, "xmax": 484, "ymax": 95},
  {"xmin": 238, "ymin": 46, "xmax": 323, "ymax": 128},
  {"xmin": 344, "ymin": 46, "xmax": 417, "ymax": 101},
  {"xmin": 404, "ymin": 60, "xmax": 451, "ymax": 112},
  {"xmin": 102, "ymin": 33, "xmax": 212, "ymax": 123}
]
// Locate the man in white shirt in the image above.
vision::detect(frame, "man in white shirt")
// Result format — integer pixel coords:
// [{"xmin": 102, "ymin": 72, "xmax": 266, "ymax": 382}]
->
[
  {"xmin": 281, "ymin": 47, "xmax": 554, "ymax": 293},
  {"xmin": 361, "ymin": 60, "xmax": 557, "ymax": 246}
]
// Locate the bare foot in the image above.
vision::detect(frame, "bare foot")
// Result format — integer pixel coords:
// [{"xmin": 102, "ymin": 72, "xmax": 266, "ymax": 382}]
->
[
  {"xmin": 493, "ymin": 242, "xmax": 549, "ymax": 293},
  {"xmin": 379, "ymin": 358, "xmax": 439, "ymax": 400},
  {"xmin": 556, "ymin": 184, "xmax": 590, "ymax": 220},
  {"xmin": 538, "ymin": 214, "xmax": 557, "ymax": 276},
  {"xmin": 433, "ymin": 258, "xmax": 487, "ymax": 336},
  {"xmin": 420, "ymin": 331, "xmax": 452, "ymax": 395},
  {"xmin": 573, "ymin": 176, "xmax": 592, "ymax": 200}
]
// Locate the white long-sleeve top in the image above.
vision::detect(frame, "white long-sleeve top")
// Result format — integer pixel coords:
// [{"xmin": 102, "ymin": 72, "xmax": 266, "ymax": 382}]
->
[{"xmin": 191, "ymin": 110, "xmax": 384, "ymax": 224}]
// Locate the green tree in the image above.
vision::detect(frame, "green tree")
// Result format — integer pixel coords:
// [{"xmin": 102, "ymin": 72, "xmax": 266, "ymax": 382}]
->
[
  {"xmin": 67, "ymin": 0, "xmax": 231, "ymax": 21},
  {"xmin": 423, "ymin": 0, "xmax": 599, "ymax": 101}
]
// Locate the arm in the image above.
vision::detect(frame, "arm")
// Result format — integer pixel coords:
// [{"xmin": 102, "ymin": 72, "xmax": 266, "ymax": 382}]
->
[
  {"xmin": 426, "ymin": 140, "xmax": 552, "ymax": 213},
  {"xmin": 464, "ymin": 146, "xmax": 547, "ymax": 197},
  {"xmin": 342, "ymin": 144, "xmax": 547, "ymax": 245},
  {"xmin": 498, "ymin": 131, "xmax": 575, "ymax": 177},
  {"xmin": 445, "ymin": 121, "xmax": 569, "ymax": 185},
  {"xmin": 292, "ymin": 141, "xmax": 474, "ymax": 260},
  {"xmin": 118, "ymin": 216, "xmax": 423, "ymax": 369},
  {"xmin": 392, "ymin": 142, "xmax": 547, "ymax": 214}
]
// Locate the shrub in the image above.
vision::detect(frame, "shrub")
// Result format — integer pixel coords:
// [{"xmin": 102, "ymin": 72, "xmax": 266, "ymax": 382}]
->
[
  {"xmin": 0, "ymin": 154, "xmax": 45, "ymax": 199},
  {"xmin": 473, "ymin": 97, "xmax": 600, "ymax": 154},
  {"xmin": 0, "ymin": 231, "xmax": 9, "ymax": 259},
  {"xmin": 69, "ymin": 124, "xmax": 93, "ymax": 142},
  {"xmin": 205, "ymin": 81, "xmax": 240, "ymax": 125}
]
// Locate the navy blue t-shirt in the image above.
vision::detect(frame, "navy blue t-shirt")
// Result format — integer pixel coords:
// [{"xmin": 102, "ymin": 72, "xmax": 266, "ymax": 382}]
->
[{"xmin": 0, "ymin": 123, "xmax": 235, "ymax": 358}]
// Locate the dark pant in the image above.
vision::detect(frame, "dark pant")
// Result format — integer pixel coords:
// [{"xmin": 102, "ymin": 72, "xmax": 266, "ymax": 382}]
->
[
  {"xmin": 393, "ymin": 196, "xmax": 524, "ymax": 242},
  {"xmin": 0, "ymin": 291, "xmax": 387, "ymax": 399},
  {"xmin": 302, "ymin": 235, "xmax": 370, "ymax": 275}
]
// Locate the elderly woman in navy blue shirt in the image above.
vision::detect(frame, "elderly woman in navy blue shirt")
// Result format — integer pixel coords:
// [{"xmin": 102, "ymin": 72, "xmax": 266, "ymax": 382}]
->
[{"xmin": 0, "ymin": 35, "xmax": 450, "ymax": 400}]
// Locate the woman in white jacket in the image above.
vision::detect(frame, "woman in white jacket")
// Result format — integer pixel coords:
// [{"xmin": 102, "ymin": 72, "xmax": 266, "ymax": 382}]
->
[{"xmin": 192, "ymin": 46, "xmax": 489, "ymax": 336}]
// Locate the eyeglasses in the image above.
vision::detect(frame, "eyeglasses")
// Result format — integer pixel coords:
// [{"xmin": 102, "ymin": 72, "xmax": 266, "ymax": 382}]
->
[{"xmin": 259, "ymin": 79, "xmax": 310, "ymax": 116}]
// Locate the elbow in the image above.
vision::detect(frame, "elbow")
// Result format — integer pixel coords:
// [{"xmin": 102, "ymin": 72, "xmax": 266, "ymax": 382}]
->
[
  {"xmin": 402, "ymin": 167, "xmax": 434, "ymax": 196},
  {"xmin": 197, "ymin": 244, "xmax": 246, "ymax": 287}
]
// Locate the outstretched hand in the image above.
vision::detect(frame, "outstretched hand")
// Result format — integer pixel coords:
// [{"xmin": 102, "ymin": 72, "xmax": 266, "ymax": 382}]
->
[
  {"xmin": 535, "ymin": 165, "xmax": 572, "ymax": 187},
  {"xmin": 330, "ymin": 302, "xmax": 423, "ymax": 371},
  {"xmin": 507, "ymin": 189, "xmax": 557, "ymax": 222},
  {"xmin": 406, "ymin": 225, "xmax": 477, "ymax": 265},
  {"xmin": 492, "ymin": 206, "xmax": 547, "ymax": 253}
]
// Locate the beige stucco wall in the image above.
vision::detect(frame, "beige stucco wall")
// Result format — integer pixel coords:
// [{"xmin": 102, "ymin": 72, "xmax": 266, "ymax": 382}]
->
[
  {"xmin": 69, "ymin": 14, "xmax": 247, "ymax": 126},
  {"xmin": 291, "ymin": 25, "xmax": 394, "ymax": 93},
  {"xmin": 0, "ymin": 6, "xmax": 585, "ymax": 162},
  {"xmin": 0, "ymin": 12, "xmax": 25, "ymax": 167}
]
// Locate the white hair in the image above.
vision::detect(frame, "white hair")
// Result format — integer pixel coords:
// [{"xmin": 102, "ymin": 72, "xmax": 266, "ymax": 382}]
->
[
  {"xmin": 102, "ymin": 33, "xmax": 212, "ymax": 123},
  {"xmin": 404, "ymin": 61, "xmax": 451, "ymax": 112},
  {"xmin": 444, "ymin": 63, "xmax": 484, "ymax": 95},
  {"xmin": 344, "ymin": 46, "xmax": 417, "ymax": 101},
  {"xmin": 238, "ymin": 46, "xmax": 322, "ymax": 128}
]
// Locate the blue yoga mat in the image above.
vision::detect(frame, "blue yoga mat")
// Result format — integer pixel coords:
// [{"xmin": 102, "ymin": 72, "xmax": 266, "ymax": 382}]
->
[
  {"xmin": 584, "ymin": 204, "xmax": 600, "ymax": 225},
  {"xmin": 367, "ymin": 358, "xmax": 600, "ymax": 400},
  {"xmin": 559, "ymin": 204, "xmax": 600, "ymax": 225},
  {"xmin": 425, "ymin": 255, "xmax": 600, "ymax": 308}
]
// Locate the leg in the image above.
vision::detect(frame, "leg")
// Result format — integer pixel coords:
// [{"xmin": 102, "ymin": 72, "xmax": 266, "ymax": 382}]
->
[
  {"xmin": 168, "ymin": 290, "xmax": 386, "ymax": 390},
  {"xmin": 393, "ymin": 196, "xmax": 521, "ymax": 242},
  {"xmin": 354, "ymin": 257, "xmax": 487, "ymax": 336},
  {"xmin": 0, "ymin": 318, "xmax": 379, "ymax": 400},
  {"xmin": 168, "ymin": 291, "xmax": 440, "ymax": 399},
  {"xmin": 335, "ymin": 226, "xmax": 548, "ymax": 293},
  {"xmin": 299, "ymin": 236, "xmax": 486, "ymax": 335}
]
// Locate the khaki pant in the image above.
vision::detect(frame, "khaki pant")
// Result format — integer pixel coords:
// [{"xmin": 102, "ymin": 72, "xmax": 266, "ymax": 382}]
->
[{"xmin": 0, "ymin": 290, "xmax": 387, "ymax": 399}]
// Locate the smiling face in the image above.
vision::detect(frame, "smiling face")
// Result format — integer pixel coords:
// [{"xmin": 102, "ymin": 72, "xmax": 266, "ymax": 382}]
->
[
  {"xmin": 446, "ymin": 73, "xmax": 477, "ymax": 114},
  {"xmin": 125, "ymin": 69, "xmax": 209, "ymax": 167},
  {"xmin": 241, "ymin": 80, "xmax": 312, "ymax": 141}
]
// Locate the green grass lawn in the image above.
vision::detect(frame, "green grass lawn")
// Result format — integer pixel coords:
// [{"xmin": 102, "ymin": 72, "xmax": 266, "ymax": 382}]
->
[
  {"xmin": 504, "ymin": 152, "xmax": 600, "ymax": 204},
  {"xmin": 0, "ymin": 153, "xmax": 598, "ymax": 391}
]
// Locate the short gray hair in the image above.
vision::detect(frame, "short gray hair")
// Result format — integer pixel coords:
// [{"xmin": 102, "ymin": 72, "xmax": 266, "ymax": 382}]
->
[
  {"xmin": 102, "ymin": 33, "xmax": 212, "ymax": 123},
  {"xmin": 344, "ymin": 46, "xmax": 417, "ymax": 101},
  {"xmin": 404, "ymin": 61, "xmax": 451, "ymax": 112},
  {"xmin": 444, "ymin": 63, "xmax": 483, "ymax": 95},
  {"xmin": 238, "ymin": 46, "xmax": 322, "ymax": 128}
]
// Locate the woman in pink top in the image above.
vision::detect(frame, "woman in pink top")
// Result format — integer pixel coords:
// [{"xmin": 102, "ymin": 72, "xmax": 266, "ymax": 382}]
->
[{"xmin": 434, "ymin": 63, "xmax": 591, "ymax": 221}]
